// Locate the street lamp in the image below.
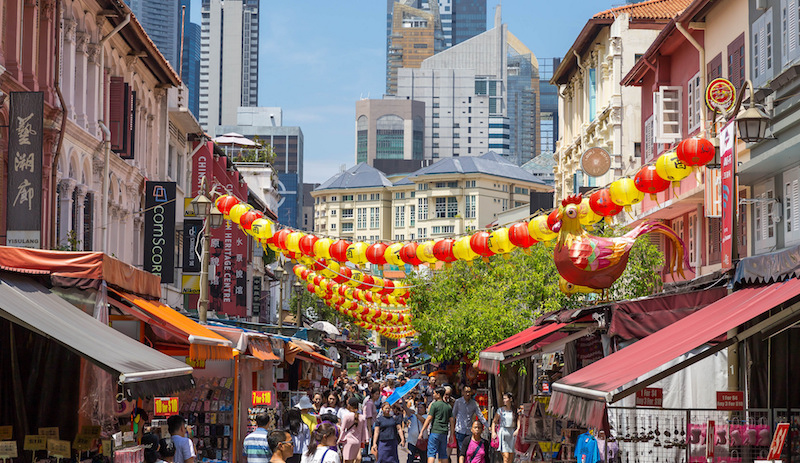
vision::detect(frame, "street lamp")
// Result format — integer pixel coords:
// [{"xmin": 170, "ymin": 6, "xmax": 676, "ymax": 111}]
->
[
  {"xmin": 293, "ymin": 280, "xmax": 303, "ymax": 328},
  {"xmin": 274, "ymin": 264, "xmax": 285, "ymax": 328},
  {"xmin": 736, "ymin": 106, "xmax": 771, "ymax": 143},
  {"xmin": 193, "ymin": 185, "xmax": 224, "ymax": 324}
]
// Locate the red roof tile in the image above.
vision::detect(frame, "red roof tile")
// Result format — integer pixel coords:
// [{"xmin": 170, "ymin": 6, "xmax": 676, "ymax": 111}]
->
[{"xmin": 593, "ymin": 0, "xmax": 693, "ymax": 20}]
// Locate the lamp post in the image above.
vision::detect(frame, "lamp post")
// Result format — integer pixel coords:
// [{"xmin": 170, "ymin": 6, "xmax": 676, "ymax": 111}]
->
[
  {"xmin": 274, "ymin": 263, "xmax": 285, "ymax": 328},
  {"xmin": 191, "ymin": 183, "xmax": 223, "ymax": 324},
  {"xmin": 293, "ymin": 280, "xmax": 302, "ymax": 328}
]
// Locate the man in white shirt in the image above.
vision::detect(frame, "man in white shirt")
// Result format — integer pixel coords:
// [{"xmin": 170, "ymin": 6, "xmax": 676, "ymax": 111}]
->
[
  {"xmin": 451, "ymin": 386, "xmax": 487, "ymax": 455},
  {"xmin": 168, "ymin": 415, "xmax": 196, "ymax": 463}
]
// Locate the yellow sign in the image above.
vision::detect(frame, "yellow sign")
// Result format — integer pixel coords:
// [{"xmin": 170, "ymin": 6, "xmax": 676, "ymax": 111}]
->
[
  {"xmin": 81, "ymin": 426, "xmax": 101, "ymax": 438},
  {"xmin": 47, "ymin": 439, "xmax": 71, "ymax": 459},
  {"xmin": 0, "ymin": 441, "xmax": 18, "ymax": 458},
  {"xmin": 101, "ymin": 440, "xmax": 112, "ymax": 456},
  {"xmin": 38, "ymin": 428, "xmax": 59, "ymax": 440},
  {"xmin": 185, "ymin": 357, "xmax": 206, "ymax": 369},
  {"xmin": 24, "ymin": 435, "xmax": 47, "ymax": 451},
  {"xmin": 182, "ymin": 274, "xmax": 201, "ymax": 294},
  {"xmin": 73, "ymin": 435, "xmax": 94, "ymax": 451},
  {"xmin": 251, "ymin": 391, "xmax": 273, "ymax": 406},
  {"xmin": 0, "ymin": 426, "xmax": 11, "ymax": 441},
  {"xmin": 154, "ymin": 397, "xmax": 179, "ymax": 416},
  {"xmin": 184, "ymin": 198, "xmax": 197, "ymax": 217}
]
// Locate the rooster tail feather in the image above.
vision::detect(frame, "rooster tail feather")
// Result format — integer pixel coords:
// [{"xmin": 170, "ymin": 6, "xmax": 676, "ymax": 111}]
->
[{"xmin": 631, "ymin": 222, "xmax": 694, "ymax": 278}]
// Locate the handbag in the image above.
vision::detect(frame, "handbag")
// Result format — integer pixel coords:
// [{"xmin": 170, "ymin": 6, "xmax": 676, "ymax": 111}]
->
[{"xmin": 491, "ymin": 425, "xmax": 500, "ymax": 450}]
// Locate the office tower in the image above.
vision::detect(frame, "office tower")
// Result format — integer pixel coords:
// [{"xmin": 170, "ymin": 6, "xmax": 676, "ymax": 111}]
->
[
  {"xmin": 126, "ymin": 0, "xmax": 180, "ymax": 66},
  {"xmin": 507, "ymin": 34, "xmax": 540, "ymax": 165},
  {"xmin": 439, "ymin": 0, "xmax": 486, "ymax": 47},
  {"xmin": 386, "ymin": 2, "xmax": 443, "ymax": 95},
  {"xmin": 177, "ymin": 0, "xmax": 201, "ymax": 117},
  {"xmin": 538, "ymin": 57, "xmax": 561, "ymax": 154},
  {"xmin": 200, "ymin": 0, "xmax": 260, "ymax": 133},
  {"xmin": 356, "ymin": 98, "xmax": 431, "ymax": 175}
]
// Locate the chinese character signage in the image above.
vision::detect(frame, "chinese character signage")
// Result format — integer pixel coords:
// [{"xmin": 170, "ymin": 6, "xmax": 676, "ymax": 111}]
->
[
  {"xmin": 144, "ymin": 182, "xmax": 176, "ymax": 283},
  {"xmin": 153, "ymin": 397, "xmax": 179, "ymax": 416},
  {"xmin": 252, "ymin": 276, "xmax": 262, "ymax": 317},
  {"xmin": 7, "ymin": 92, "xmax": 44, "ymax": 248},
  {"xmin": 720, "ymin": 121, "xmax": 736, "ymax": 270},
  {"xmin": 251, "ymin": 391, "xmax": 273, "ymax": 406},
  {"xmin": 634, "ymin": 387, "xmax": 663, "ymax": 407}
]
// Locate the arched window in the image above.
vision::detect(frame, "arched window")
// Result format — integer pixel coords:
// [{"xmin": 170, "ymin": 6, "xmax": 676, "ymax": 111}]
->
[{"xmin": 376, "ymin": 115, "xmax": 404, "ymax": 160}]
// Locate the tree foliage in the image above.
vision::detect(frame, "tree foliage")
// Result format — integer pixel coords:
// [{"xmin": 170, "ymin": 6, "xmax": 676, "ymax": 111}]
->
[{"xmin": 406, "ymin": 225, "xmax": 665, "ymax": 362}]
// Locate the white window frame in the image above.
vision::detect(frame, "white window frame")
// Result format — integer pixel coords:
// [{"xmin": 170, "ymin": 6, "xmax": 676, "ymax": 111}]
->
[
  {"xmin": 687, "ymin": 72, "xmax": 702, "ymax": 134},
  {"xmin": 410, "ymin": 205, "xmax": 416, "ymax": 226},
  {"xmin": 466, "ymin": 195, "xmax": 476, "ymax": 218},
  {"xmin": 753, "ymin": 8, "xmax": 775, "ymax": 88},
  {"xmin": 655, "ymin": 86, "xmax": 683, "ymax": 143},
  {"xmin": 418, "ymin": 198, "xmax": 428, "ymax": 220},
  {"xmin": 369, "ymin": 207, "xmax": 380, "ymax": 229},
  {"xmin": 754, "ymin": 178, "xmax": 778, "ymax": 254},
  {"xmin": 395, "ymin": 206, "xmax": 405, "ymax": 228},
  {"xmin": 357, "ymin": 208, "xmax": 367, "ymax": 229},
  {"xmin": 784, "ymin": 166, "xmax": 800, "ymax": 245}
]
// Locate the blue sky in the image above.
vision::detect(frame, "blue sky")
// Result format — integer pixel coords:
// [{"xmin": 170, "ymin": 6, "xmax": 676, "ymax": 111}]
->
[{"xmin": 193, "ymin": 1, "xmax": 613, "ymax": 183}]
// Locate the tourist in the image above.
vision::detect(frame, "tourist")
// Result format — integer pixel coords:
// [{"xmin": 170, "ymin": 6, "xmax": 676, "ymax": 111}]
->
[
  {"xmin": 168, "ymin": 415, "xmax": 196, "ymax": 463},
  {"xmin": 405, "ymin": 400, "xmax": 428, "ymax": 463},
  {"xmin": 268, "ymin": 430, "xmax": 295, "ymax": 463},
  {"xmin": 295, "ymin": 396, "xmax": 319, "ymax": 432},
  {"xmin": 319, "ymin": 391, "xmax": 342, "ymax": 420},
  {"xmin": 452, "ymin": 386, "xmax": 487, "ymax": 455},
  {"xmin": 312, "ymin": 393, "xmax": 325, "ymax": 415},
  {"xmin": 491, "ymin": 393, "xmax": 520, "ymax": 463},
  {"xmin": 339, "ymin": 397, "xmax": 368, "ymax": 463},
  {"xmin": 371, "ymin": 402, "xmax": 404, "ymax": 463},
  {"xmin": 459, "ymin": 421, "xmax": 492, "ymax": 463},
  {"xmin": 419, "ymin": 387, "xmax": 454, "ymax": 463},
  {"xmin": 244, "ymin": 412, "xmax": 273, "ymax": 463},
  {"xmin": 285, "ymin": 408, "xmax": 311, "ymax": 463},
  {"xmin": 301, "ymin": 422, "xmax": 340, "ymax": 463}
]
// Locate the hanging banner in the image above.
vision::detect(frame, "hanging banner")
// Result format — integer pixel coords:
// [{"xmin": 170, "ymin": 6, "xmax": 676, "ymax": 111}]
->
[
  {"xmin": 252, "ymin": 276, "xmax": 262, "ymax": 317},
  {"xmin": 7, "ymin": 92, "xmax": 44, "ymax": 249},
  {"xmin": 182, "ymin": 218, "xmax": 203, "ymax": 273},
  {"xmin": 704, "ymin": 167, "xmax": 722, "ymax": 218},
  {"xmin": 720, "ymin": 121, "xmax": 736, "ymax": 270},
  {"xmin": 144, "ymin": 181, "xmax": 176, "ymax": 283}
]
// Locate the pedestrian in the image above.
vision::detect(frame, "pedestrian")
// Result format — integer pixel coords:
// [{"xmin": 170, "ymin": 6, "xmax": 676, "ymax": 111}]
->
[
  {"xmin": 458, "ymin": 421, "xmax": 492, "ymax": 463},
  {"xmin": 296, "ymin": 396, "xmax": 319, "ymax": 432},
  {"xmin": 301, "ymin": 422, "xmax": 341, "ymax": 463},
  {"xmin": 419, "ymin": 387, "xmax": 454, "ymax": 463},
  {"xmin": 313, "ymin": 393, "xmax": 325, "ymax": 415},
  {"xmin": 269, "ymin": 430, "xmax": 295, "ymax": 463},
  {"xmin": 363, "ymin": 385, "xmax": 381, "ymax": 432},
  {"xmin": 320, "ymin": 391, "xmax": 342, "ymax": 420},
  {"xmin": 167, "ymin": 415, "xmax": 196, "ymax": 463},
  {"xmin": 371, "ymin": 402, "xmax": 405, "ymax": 463},
  {"xmin": 491, "ymin": 393, "xmax": 520, "ymax": 463},
  {"xmin": 452, "ymin": 385, "xmax": 488, "ymax": 456},
  {"xmin": 339, "ymin": 397, "xmax": 368, "ymax": 463},
  {"xmin": 143, "ymin": 433, "xmax": 163, "ymax": 463},
  {"xmin": 159, "ymin": 438, "xmax": 176, "ymax": 463},
  {"xmin": 405, "ymin": 400, "xmax": 428, "ymax": 463},
  {"xmin": 285, "ymin": 408, "xmax": 311, "ymax": 463},
  {"xmin": 244, "ymin": 411, "xmax": 273, "ymax": 463}
]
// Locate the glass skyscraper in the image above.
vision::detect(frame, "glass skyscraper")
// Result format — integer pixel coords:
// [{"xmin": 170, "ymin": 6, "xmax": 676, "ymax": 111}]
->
[
  {"xmin": 539, "ymin": 58, "xmax": 561, "ymax": 155},
  {"xmin": 451, "ymin": 0, "xmax": 487, "ymax": 45}
]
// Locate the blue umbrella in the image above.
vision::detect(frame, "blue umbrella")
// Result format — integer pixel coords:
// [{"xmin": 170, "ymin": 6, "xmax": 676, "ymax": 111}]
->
[{"xmin": 385, "ymin": 379, "xmax": 422, "ymax": 405}]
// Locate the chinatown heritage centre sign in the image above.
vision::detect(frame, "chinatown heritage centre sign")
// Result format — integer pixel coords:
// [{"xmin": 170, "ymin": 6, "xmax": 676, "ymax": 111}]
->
[
  {"xmin": 7, "ymin": 92, "xmax": 44, "ymax": 248},
  {"xmin": 144, "ymin": 181, "xmax": 176, "ymax": 283}
]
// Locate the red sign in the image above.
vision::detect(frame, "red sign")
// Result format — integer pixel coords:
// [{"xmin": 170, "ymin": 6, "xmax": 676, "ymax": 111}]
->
[
  {"xmin": 634, "ymin": 388, "xmax": 663, "ymax": 407},
  {"xmin": 716, "ymin": 391, "xmax": 744, "ymax": 410},
  {"xmin": 706, "ymin": 421, "xmax": 715, "ymax": 458},
  {"xmin": 767, "ymin": 423, "xmax": 790, "ymax": 460},
  {"xmin": 252, "ymin": 391, "xmax": 273, "ymax": 406},
  {"xmin": 720, "ymin": 121, "xmax": 736, "ymax": 270},
  {"xmin": 154, "ymin": 397, "xmax": 179, "ymax": 416}
]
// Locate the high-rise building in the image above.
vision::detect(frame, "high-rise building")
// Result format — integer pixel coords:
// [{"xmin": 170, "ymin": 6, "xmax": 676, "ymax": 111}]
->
[
  {"xmin": 507, "ymin": 34, "xmax": 540, "ymax": 165},
  {"xmin": 538, "ymin": 57, "xmax": 560, "ymax": 155},
  {"xmin": 126, "ymin": 0, "xmax": 180, "ymax": 66},
  {"xmin": 178, "ymin": 0, "xmax": 201, "ymax": 118},
  {"xmin": 386, "ymin": 2, "xmax": 443, "ymax": 95},
  {"xmin": 439, "ymin": 0, "xmax": 486, "ymax": 47},
  {"xmin": 356, "ymin": 98, "xmax": 430, "ymax": 175},
  {"xmin": 200, "ymin": 0, "xmax": 259, "ymax": 133}
]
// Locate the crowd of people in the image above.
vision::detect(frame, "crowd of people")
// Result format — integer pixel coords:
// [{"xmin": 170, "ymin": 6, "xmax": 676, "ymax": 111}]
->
[{"xmin": 140, "ymin": 367, "xmax": 522, "ymax": 463}]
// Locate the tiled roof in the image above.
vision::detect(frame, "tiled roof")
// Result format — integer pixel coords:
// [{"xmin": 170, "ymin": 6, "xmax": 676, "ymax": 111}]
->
[
  {"xmin": 393, "ymin": 152, "xmax": 550, "ymax": 186},
  {"xmin": 593, "ymin": 0, "xmax": 693, "ymax": 20},
  {"xmin": 314, "ymin": 163, "xmax": 393, "ymax": 191}
]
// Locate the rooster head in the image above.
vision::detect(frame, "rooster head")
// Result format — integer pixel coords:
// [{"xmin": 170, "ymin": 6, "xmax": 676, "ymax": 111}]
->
[{"xmin": 553, "ymin": 194, "xmax": 582, "ymax": 230}]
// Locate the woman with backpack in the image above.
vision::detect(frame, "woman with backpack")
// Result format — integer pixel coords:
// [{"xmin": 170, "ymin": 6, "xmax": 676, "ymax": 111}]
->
[
  {"xmin": 460, "ymin": 421, "xmax": 493, "ymax": 463},
  {"xmin": 371, "ymin": 401, "xmax": 405, "ymax": 463},
  {"xmin": 339, "ymin": 397, "xmax": 368, "ymax": 463}
]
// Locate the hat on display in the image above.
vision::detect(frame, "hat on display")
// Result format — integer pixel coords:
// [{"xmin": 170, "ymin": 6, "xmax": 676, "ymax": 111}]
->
[{"xmin": 295, "ymin": 395, "xmax": 314, "ymax": 410}]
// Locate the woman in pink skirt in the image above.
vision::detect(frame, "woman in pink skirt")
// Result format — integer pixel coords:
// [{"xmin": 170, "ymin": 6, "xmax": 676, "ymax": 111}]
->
[{"xmin": 339, "ymin": 397, "xmax": 368, "ymax": 463}]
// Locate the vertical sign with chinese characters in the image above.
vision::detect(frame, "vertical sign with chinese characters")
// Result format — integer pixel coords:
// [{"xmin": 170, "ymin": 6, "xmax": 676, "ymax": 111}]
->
[
  {"xmin": 144, "ymin": 182, "xmax": 176, "ymax": 283},
  {"xmin": 252, "ymin": 276, "xmax": 262, "ymax": 317},
  {"xmin": 720, "ymin": 120, "xmax": 736, "ymax": 270},
  {"xmin": 7, "ymin": 92, "xmax": 44, "ymax": 248}
]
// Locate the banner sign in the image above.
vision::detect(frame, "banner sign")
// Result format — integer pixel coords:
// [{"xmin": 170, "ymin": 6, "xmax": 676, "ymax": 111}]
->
[
  {"xmin": 7, "ymin": 92, "xmax": 44, "ymax": 248},
  {"xmin": 251, "ymin": 391, "xmax": 273, "ymax": 406},
  {"xmin": 706, "ymin": 421, "xmax": 715, "ymax": 458},
  {"xmin": 182, "ymin": 218, "xmax": 203, "ymax": 273},
  {"xmin": 252, "ymin": 276, "xmax": 262, "ymax": 317},
  {"xmin": 153, "ymin": 397, "xmax": 179, "ymax": 416},
  {"xmin": 720, "ymin": 121, "xmax": 736, "ymax": 270},
  {"xmin": 716, "ymin": 391, "xmax": 744, "ymax": 410},
  {"xmin": 144, "ymin": 181, "xmax": 176, "ymax": 283},
  {"xmin": 634, "ymin": 388, "xmax": 663, "ymax": 407}
]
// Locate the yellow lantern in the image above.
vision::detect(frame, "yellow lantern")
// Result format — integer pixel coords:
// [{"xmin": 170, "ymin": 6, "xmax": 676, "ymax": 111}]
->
[
  {"xmin": 285, "ymin": 232, "xmax": 305, "ymax": 253},
  {"xmin": 656, "ymin": 151, "xmax": 692, "ymax": 186},
  {"xmin": 578, "ymin": 198, "xmax": 603, "ymax": 228},
  {"xmin": 314, "ymin": 238, "xmax": 333, "ymax": 260},
  {"xmin": 250, "ymin": 218, "xmax": 273, "ymax": 241},
  {"xmin": 529, "ymin": 215, "xmax": 557, "ymax": 241},
  {"xmin": 346, "ymin": 242, "xmax": 369, "ymax": 265},
  {"xmin": 453, "ymin": 236, "xmax": 478, "ymax": 262},
  {"xmin": 371, "ymin": 276, "xmax": 385, "ymax": 292},
  {"xmin": 293, "ymin": 265, "xmax": 303, "ymax": 278},
  {"xmin": 384, "ymin": 243, "xmax": 405, "ymax": 266},
  {"xmin": 488, "ymin": 227, "xmax": 516, "ymax": 255},
  {"xmin": 609, "ymin": 178, "xmax": 645, "ymax": 212},
  {"xmin": 321, "ymin": 260, "xmax": 339, "ymax": 279},
  {"xmin": 228, "ymin": 203, "xmax": 250, "ymax": 224},
  {"xmin": 346, "ymin": 270, "xmax": 362, "ymax": 288},
  {"xmin": 416, "ymin": 240, "xmax": 438, "ymax": 264}
]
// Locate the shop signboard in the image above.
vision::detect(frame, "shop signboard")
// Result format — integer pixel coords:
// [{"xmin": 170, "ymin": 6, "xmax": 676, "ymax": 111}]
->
[
  {"xmin": 24, "ymin": 435, "xmax": 46, "ymax": 451},
  {"xmin": 720, "ymin": 121, "xmax": 736, "ymax": 270},
  {"xmin": 144, "ymin": 181, "xmax": 176, "ymax": 283},
  {"xmin": 0, "ymin": 426, "xmax": 10, "ymax": 440},
  {"xmin": 73, "ymin": 434, "xmax": 93, "ymax": 451},
  {"xmin": 716, "ymin": 391, "xmax": 744, "ymax": 410},
  {"xmin": 767, "ymin": 423, "xmax": 790, "ymax": 460},
  {"xmin": 252, "ymin": 391, "xmax": 273, "ymax": 406},
  {"xmin": 182, "ymin": 218, "xmax": 203, "ymax": 273},
  {"xmin": 38, "ymin": 428, "xmax": 59, "ymax": 440},
  {"xmin": 181, "ymin": 274, "xmax": 200, "ymax": 295},
  {"xmin": 47, "ymin": 440, "xmax": 71, "ymax": 459},
  {"xmin": 6, "ymin": 92, "xmax": 44, "ymax": 249},
  {"xmin": 276, "ymin": 382, "xmax": 289, "ymax": 391},
  {"xmin": 101, "ymin": 440, "xmax": 112, "ymax": 456},
  {"xmin": 252, "ymin": 276, "xmax": 262, "ymax": 317},
  {"xmin": 346, "ymin": 362, "xmax": 360, "ymax": 376},
  {"xmin": 153, "ymin": 397, "xmax": 179, "ymax": 416},
  {"xmin": 634, "ymin": 388, "xmax": 663, "ymax": 407},
  {"xmin": 0, "ymin": 441, "xmax": 18, "ymax": 459},
  {"xmin": 185, "ymin": 357, "xmax": 206, "ymax": 369}
]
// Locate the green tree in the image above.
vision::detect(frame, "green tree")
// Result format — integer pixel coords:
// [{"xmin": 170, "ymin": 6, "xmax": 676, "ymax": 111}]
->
[{"xmin": 406, "ymin": 226, "xmax": 665, "ymax": 362}]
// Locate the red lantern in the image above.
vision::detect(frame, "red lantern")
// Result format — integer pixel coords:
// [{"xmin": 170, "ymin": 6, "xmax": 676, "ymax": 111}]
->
[
  {"xmin": 272, "ymin": 229, "xmax": 291, "ymax": 250},
  {"xmin": 634, "ymin": 165, "xmax": 671, "ymax": 200},
  {"xmin": 313, "ymin": 275, "xmax": 323, "ymax": 286},
  {"xmin": 298, "ymin": 234, "xmax": 319, "ymax": 256},
  {"xmin": 239, "ymin": 210, "xmax": 261, "ymax": 230},
  {"xmin": 300, "ymin": 269, "xmax": 311, "ymax": 280},
  {"xmin": 366, "ymin": 243, "xmax": 389, "ymax": 266},
  {"xmin": 547, "ymin": 210, "xmax": 561, "ymax": 231},
  {"xmin": 329, "ymin": 239, "xmax": 351, "ymax": 262},
  {"xmin": 306, "ymin": 283, "xmax": 315, "ymax": 293},
  {"xmin": 469, "ymin": 232, "xmax": 495, "ymax": 259},
  {"xmin": 589, "ymin": 189, "xmax": 623, "ymax": 218},
  {"xmin": 335, "ymin": 266, "xmax": 352, "ymax": 284},
  {"xmin": 216, "ymin": 195, "xmax": 240, "ymax": 216},
  {"xmin": 358, "ymin": 274, "xmax": 375, "ymax": 290},
  {"xmin": 380, "ymin": 279, "xmax": 395, "ymax": 295},
  {"xmin": 400, "ymin": 243, "xmax": 423, "ymax": 266},
  {"xmin": 508, "ymin": 222, "xmax": 537, "ymax": 248},
  {"xmin": 676, "ymin": 137, "xmax": 715, "ymax": 166},
  {"xmin": 363, "ymin": 292, "xmax": 374, "ymax": 303},
  {"xmin": 432, "ymin": 239, "xmax": 457, "ymax": 263}
]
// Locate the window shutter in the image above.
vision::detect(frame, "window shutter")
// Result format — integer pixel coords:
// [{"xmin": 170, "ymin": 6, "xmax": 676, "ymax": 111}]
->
[
  {"xmin": 727, "ymin": 33, "xmax": 746, "ymax": 89},
  {"xmin": 788, "ymin": 0, "xmax": 799, "ymax": 64},
  {"xmin": 707, "ymin": 53, "xmax": 723, "ymax": 81},
  {"xmin": 707, "ymin": 218, "xmax": 721, "ymax": 264},
  {"xmin": 656, "ymin": 86, "xmax": 682, "ymax": 143},
  {"xmin": 753, "ymin": 16, "xmax": 763, "ymax": 82},
  {"xmin": 121, "ymin": 90, "xmax": 137, "ymax": 160},
  {"xmin": 109, "ymin": 77, "xmax": 126, "ymax": 152},
  {"xmin": 644, "ymin": 115, "xmax": 654, "ymax": 163}
]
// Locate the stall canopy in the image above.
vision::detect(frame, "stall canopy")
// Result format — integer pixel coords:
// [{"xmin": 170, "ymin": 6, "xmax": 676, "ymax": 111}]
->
[
  {"xmin": 0, "ymin": 273, "xmax": 194, "ymax": 398},
  {"xmin": 284, "ymin": 340, "xmax": 339, "ymax": 367},
  {"xmin": 208, "ymin": 324, "xmax": 281, "ymax": 362},
  {"xmin": 550, "ymin": 277, "xmax": 800, "ymax": 428},
  {"xmin": 109, "ymin": 289, "xmax": 234, "ymax": 361}
]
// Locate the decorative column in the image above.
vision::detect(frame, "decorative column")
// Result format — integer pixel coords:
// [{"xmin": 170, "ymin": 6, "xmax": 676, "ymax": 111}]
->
[
  {"xmin": 74, "ymin": 31, "xmax": 89, "ymax": 128},
  {"xmin": 4, "ymin": 0, "xmax": 23, "ymax": 80},
  {"xmin": 21, "ymin": 0, "xmax": 40, "ymax": 90},
  {"xmin": 86, "ymin": 43, "xmax": 102, "ymax": 136},
  {"xmin": 118, "ymin": 208, "xmax": 130, "ymax": 263},
  {"xmin": 74, "ymin": 185, "xmax": 88, "ymax": 250},
  {"xmin": 38, "ymin": 0, "xmax": 57, "ymax": 103},
  {"xmin": 57, "ymin": 179, "xmax": 76, "ymax": 247},
  {"xmin": 61, "ymin": 18, "xmax": 78, "ymax": 115},
  {"xmin": 133, "ymin": 215, "xmax": 144, "ymax": 268}
]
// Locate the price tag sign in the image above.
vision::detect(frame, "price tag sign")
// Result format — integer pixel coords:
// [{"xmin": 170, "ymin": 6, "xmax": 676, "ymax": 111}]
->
[
  {"xmin": 0, "ymin": 441, "xmax": 18, "ymax": 459},
  {"xmin": 0, "ymin": 427, "xmax": 11, "ymax": 441},
  {"xmin": 252, "ymin": 391, "xmax": 273, "ymax": 406},
  {"xmin": 101, "ymin": 440, "xmax": 112, "ymax": 456},
  {"xmin": 73, "ymin": 434, "xmax": 93, "ymax": 451},
  {"xmin": 38, "ymin": 428, "xmax": 59, "ymax": 440},
  {"xmin": 154, "ymin": 397, "xmax": 179, "ymax": 416},
  {"xmin": 634, "ymin": 388, "xmax": 663, "ymax": 407},
  {"xmin": 81, "ymin": 426, "xmax": 101, "ymax": 438},
  {"xmin": 47, "ymin": 439, "xmax": 71, "ymax": 459},
  {"xmin": 24, "ymin": 435, "xmax": 47, "ymax": 451},
  {"xmin": 768, "ymin": 423, "xmax": 791, "ymax": 460}
]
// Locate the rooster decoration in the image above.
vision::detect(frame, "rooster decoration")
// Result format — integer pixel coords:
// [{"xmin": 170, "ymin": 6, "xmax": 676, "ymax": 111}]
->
[{"xmin": 552, "ymin": 194, "xmax": 693, "ymax": 297}]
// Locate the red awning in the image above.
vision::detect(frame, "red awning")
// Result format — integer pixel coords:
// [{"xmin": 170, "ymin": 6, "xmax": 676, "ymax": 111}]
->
[
  {"xmin": 550, "ymin": 278, "xmax": 800, "ymax": 428},
  {"xmin": 478, "ymin": 322, "xmax": 569, "ymax": 374}
]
